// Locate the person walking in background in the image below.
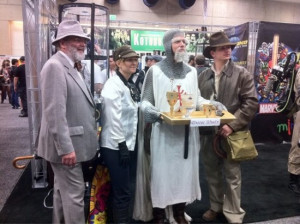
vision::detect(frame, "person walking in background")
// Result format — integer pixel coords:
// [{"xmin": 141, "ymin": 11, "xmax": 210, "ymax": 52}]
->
[
  {"xmin": 94, "ymin": 55, "xmax": 116, "ymax": 95},
  {"xmin": 195, "ymin": 54, "xmax": 208, "ymax": 77},
  {"xmin": 10, "ymin": 59, "xmax": 20, "ymax": 109},
  {"xmin": 100, "ymin": 45, "xmax": 140, "ymax": 223},
  {"xmin": 136, "ymin": 55, "xmax": 153, "ymax": 89},
  {"xmin": 198, "ymin": 31, "xmax": 258, "ymax": 224},
  {"xmin": 133, "ymin": 29, "xmax": 223, "ymax": 224},
  {"xmin": 188, "ymin": 54, "xmax": 195, "ymax": 67},
  {"xmin": 133, "ymin": 55, "xmax": 163, "ymax": 93},
  {"xmin": 0, "ymin": 60, "xmax": 11, "ymax": 104},
  {"xmin": 288, "ymin": 68, "xmax": 300, "ymax": 196},
  {"xmin": 14, "ymin": 56, "xmax": 27, "ymax": 117},
  {"xmin": 36, "ymin": 20, "xmax": 98, "ymax": 224}
]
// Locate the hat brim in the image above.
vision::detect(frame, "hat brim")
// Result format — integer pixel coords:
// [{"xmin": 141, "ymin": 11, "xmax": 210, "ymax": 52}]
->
[
  {"xmin": 203, "ymin": 43, "xmax": 236, "ymax": 59},
  {"xmin": 52, "ymin": 34, "xmax": 90, "ymax": 45},
  {"xmin": 121, "ymin": 52, "xmax": 139, "ymax": 59}
]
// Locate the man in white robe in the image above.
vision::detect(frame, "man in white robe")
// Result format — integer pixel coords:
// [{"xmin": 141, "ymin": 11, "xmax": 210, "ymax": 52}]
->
[{"xmin": 133, "ymin": 29, "xmax": 225, "ymax": 224}]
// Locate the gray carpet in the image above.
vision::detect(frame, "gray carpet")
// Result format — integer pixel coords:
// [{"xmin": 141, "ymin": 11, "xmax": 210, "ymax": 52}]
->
[{"xmin": 0, "ymin": 101, "xmax": 30, "ymax": 211}]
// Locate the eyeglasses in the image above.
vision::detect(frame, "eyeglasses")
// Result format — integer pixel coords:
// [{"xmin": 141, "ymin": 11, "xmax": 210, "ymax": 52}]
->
[{"xmin": 123, "ymin": 58, "xmax": 138, "ymax": 63}]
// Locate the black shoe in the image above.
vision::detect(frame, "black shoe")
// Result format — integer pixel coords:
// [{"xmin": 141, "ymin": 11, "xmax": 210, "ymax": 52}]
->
[
  {"xmin": 288, "ymin": 183, "xmax": 300, "ymax": 195},
  {"xmin": 288, "ymin": 173, "xmax": 300, "ymax": 196},
  {"xmin": 19, "ymin": 113, "xmax": 28, "ymax": 117}
]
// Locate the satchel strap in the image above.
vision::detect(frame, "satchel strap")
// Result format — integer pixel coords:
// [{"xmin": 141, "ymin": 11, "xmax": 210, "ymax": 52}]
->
[{"xmin": 213, "ymin": 134, "xmax": 227, "ymax": 159}]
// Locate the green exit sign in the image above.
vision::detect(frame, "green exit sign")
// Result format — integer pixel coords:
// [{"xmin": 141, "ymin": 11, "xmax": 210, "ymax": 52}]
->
[{"xmin": 109, "ymin": 14, "xmax": 117, "ymax": 20}]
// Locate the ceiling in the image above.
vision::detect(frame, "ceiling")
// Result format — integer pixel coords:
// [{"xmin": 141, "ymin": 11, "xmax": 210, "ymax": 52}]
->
[{"xmin": 268, "ymin": 0, "xmax": 300, "ymax": 3}]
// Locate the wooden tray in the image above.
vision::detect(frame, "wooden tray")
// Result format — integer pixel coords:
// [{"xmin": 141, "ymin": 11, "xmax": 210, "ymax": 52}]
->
[{"xmin": 160, "ymin": 111, "xmax": 236, "ymax": 125}]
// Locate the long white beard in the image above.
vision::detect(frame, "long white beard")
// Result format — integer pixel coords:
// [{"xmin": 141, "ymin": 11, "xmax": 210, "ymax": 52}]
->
[{"xmin": 174, "ymin": 50, "xmax": 188, "ymax": 63}]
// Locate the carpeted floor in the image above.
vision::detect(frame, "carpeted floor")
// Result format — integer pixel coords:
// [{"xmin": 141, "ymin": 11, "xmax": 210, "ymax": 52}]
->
[
  {"xmin": 0, "ymin": 143, "xmax": 299, "ymax": 224},
  {"xmin": 0, "ymin": 102, "xmax": 30, "ymax": 212}
]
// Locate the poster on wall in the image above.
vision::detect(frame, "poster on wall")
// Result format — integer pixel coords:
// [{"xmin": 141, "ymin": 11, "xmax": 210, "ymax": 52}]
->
[
  {"xmin": 224, "ymin": 22, "xmax": 249, "ymax": 68},
  {"xmin": 251, "ymin": 21, "xmax": 300, "ymax": 143},
  {"xmin": 185, "ymin": 31, "xmax": 211, "ymax": 55},
  {"xmin": 109, "ymin": 29, "xmax": 131, "ymax": 50}
]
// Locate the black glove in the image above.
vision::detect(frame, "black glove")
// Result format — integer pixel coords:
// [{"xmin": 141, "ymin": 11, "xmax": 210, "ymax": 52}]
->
[{"xmin": 118, "ymin": 141, "xmax": 130, "ymax": 168}]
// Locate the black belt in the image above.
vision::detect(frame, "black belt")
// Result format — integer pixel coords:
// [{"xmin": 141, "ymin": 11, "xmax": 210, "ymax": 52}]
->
[{"xmin": 184, "ymin": 125, "xmax": 189, "ymax": 159}]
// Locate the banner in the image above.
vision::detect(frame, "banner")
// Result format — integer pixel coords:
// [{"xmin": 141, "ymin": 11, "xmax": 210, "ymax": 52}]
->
[
  {"xmin": 130, "ymin": 30, "xmax": 164, "ymax": 51},
  {"xmin": 224, "ymin": 22, "xmax": 249, "ymax": 68},
  {"xmin": 251, "ymin": 21, "xmax": 300, "ymax": 143}
]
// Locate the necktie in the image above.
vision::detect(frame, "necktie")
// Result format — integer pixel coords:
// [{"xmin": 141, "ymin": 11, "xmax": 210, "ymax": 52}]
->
[
  {"xmin": 74, "ymin": 61, "xmax": 85, "ymax": 81},
  {"xmin": 74, "ymin": 61, "xmax": 82, "ymax": 71}
]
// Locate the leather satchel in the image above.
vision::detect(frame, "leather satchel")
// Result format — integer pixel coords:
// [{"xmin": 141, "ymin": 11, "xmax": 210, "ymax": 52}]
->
[
  {"xmin": 225, "ymin": 131, "xmax": 258, "ymax": 161},
  {"xmin": 213, "ymin": 130, "xmax": 258, "ymax": 162}
]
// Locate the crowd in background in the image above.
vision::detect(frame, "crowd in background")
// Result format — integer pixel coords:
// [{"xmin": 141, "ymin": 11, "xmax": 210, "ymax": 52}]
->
[{"xmin": 0, "ymin": 56, "xmax": 27, "ymax": 117}]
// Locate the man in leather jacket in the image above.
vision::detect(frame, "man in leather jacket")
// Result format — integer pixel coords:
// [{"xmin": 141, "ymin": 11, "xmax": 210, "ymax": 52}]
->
[{"xmin": 198, "ymin": 31, "xmax": 258, "ymax": 224}]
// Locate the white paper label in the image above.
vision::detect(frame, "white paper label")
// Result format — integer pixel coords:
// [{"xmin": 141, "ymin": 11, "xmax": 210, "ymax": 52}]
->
[{"xmin": 190, "ymin": 118, "xmax": 221, "ymax": 127}]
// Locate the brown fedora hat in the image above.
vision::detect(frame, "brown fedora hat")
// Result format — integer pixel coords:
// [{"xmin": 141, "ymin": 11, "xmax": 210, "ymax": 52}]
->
[{"xmin": 203, "ymin": 31, "xmax": 236, "ymax": 59}]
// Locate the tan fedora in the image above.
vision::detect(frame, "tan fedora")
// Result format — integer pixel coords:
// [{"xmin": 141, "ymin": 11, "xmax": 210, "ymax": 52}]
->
[
  {"xmin": 203, "ymin": 31, "xmax": 236, "ymax": 59},
  {"xmin": 52, "ymin": 20, "xmax": 90, "ymax": 45}
]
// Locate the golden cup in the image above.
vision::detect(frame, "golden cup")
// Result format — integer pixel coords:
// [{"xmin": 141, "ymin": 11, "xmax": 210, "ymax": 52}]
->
[
  {"xmin": 166, "ymin": 91, "xmax": 178, "ymax": 116},
  {"xmin": 203, "ymin": 104, "xmax": 216, "ymax": 117}
]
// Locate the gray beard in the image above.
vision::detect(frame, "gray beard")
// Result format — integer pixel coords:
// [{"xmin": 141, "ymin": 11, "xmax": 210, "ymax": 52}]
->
[
  {"xmin": 174, "ymin": 51, "xmax": 188, "ymax": 63},
  {"xmin": 69, "ymin": 46, "xmax": 85, "ymax": 62}
]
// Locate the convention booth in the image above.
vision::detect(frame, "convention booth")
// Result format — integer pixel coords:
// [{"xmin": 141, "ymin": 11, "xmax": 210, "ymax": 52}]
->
[{"xmin": 223, "ymin": 21, "xmax": 300, "ymax": 143}]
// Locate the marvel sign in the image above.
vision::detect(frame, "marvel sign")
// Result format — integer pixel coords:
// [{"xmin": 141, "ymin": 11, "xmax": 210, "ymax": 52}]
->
[{"xmin": 259, "ymin": 103, "xmax": 277, "ymax": 114}]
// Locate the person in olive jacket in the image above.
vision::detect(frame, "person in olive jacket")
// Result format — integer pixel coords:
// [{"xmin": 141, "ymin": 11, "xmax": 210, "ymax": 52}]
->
[{"xmin": 198, "ymin": 31, "xmax": 258, "ymax": 224}]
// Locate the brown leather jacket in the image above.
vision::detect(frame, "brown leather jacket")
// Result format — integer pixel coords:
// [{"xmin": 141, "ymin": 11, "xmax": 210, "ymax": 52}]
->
[{"xmin": 198, "ymin": 60, "xmax": 258, "ymax": 131}]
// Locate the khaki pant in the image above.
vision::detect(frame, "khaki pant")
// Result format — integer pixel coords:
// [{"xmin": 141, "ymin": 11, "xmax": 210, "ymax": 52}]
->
[
  {"xmin": 200, "ymin": 135, "xmax": 245, "ymax": 223},
  {"xmin": 289, "ymin": 111, "xmax": 300, "ymax": 175}
]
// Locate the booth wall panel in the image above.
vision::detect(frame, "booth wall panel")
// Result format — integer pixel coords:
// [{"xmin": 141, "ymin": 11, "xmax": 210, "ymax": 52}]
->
[{"xmin": 0, "ymin": 21, "xmax": 10, "ymax": 55}]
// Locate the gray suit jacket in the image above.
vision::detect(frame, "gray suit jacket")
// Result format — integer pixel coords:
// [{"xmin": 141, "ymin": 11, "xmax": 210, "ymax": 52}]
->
[{"xmin": 37, "ymin": 52, "xmax": 98, "ymax": 163}]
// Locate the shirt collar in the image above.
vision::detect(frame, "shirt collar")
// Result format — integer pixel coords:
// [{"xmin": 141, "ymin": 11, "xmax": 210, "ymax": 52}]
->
[
  {"xmin": 58, "ymin": 51, "xmax": 74, "ymax": 68},
  {"xmin": 211, "ymin": 60, "xmax": 230, "ymax": 76}
]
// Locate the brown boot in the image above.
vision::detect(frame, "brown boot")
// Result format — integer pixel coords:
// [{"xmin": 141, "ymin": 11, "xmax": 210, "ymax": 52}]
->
[
  {"xmin": 202, "ymin": 209, "xmax": 219, "ymax": 222},
  {"xmin": 153, "ymin": 207, "xmax": 165, "ymax": 224},
  {"xmin": 172, "ymin": 203, "xmax": 188, "ymax": 224}
]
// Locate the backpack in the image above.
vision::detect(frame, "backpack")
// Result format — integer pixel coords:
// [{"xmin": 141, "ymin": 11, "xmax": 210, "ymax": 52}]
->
[{"xmin": 274, "ymin": 52, "xmax": 298, "ymax": 117}]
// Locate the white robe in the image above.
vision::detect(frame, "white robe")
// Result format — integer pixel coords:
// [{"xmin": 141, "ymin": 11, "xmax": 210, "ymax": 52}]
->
[{"xmin": 133, "ymin": 65, "xmax": 203, "ymax": 221}]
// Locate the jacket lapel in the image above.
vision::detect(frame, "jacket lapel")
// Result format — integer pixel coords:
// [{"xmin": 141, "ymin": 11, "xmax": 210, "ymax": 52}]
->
[{"xmin": 55, "ymin": 53, "xmax": 95, "ymax": 107}]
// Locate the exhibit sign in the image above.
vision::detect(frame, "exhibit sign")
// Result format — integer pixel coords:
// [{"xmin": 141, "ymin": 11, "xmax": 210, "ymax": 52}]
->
[
  {"xmin": 130, "ymin": 30, "xmax": 164, "ymax": 51},
  {"xmin": 225, "ymin": 22, "xmax": 249, "ymax": 68}
]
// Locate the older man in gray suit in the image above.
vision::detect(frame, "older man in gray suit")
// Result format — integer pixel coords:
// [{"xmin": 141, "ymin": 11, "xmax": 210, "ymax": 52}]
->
[{"xmin": 37, "ymin": 20, "xmax": 98, "ymax": 224}]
